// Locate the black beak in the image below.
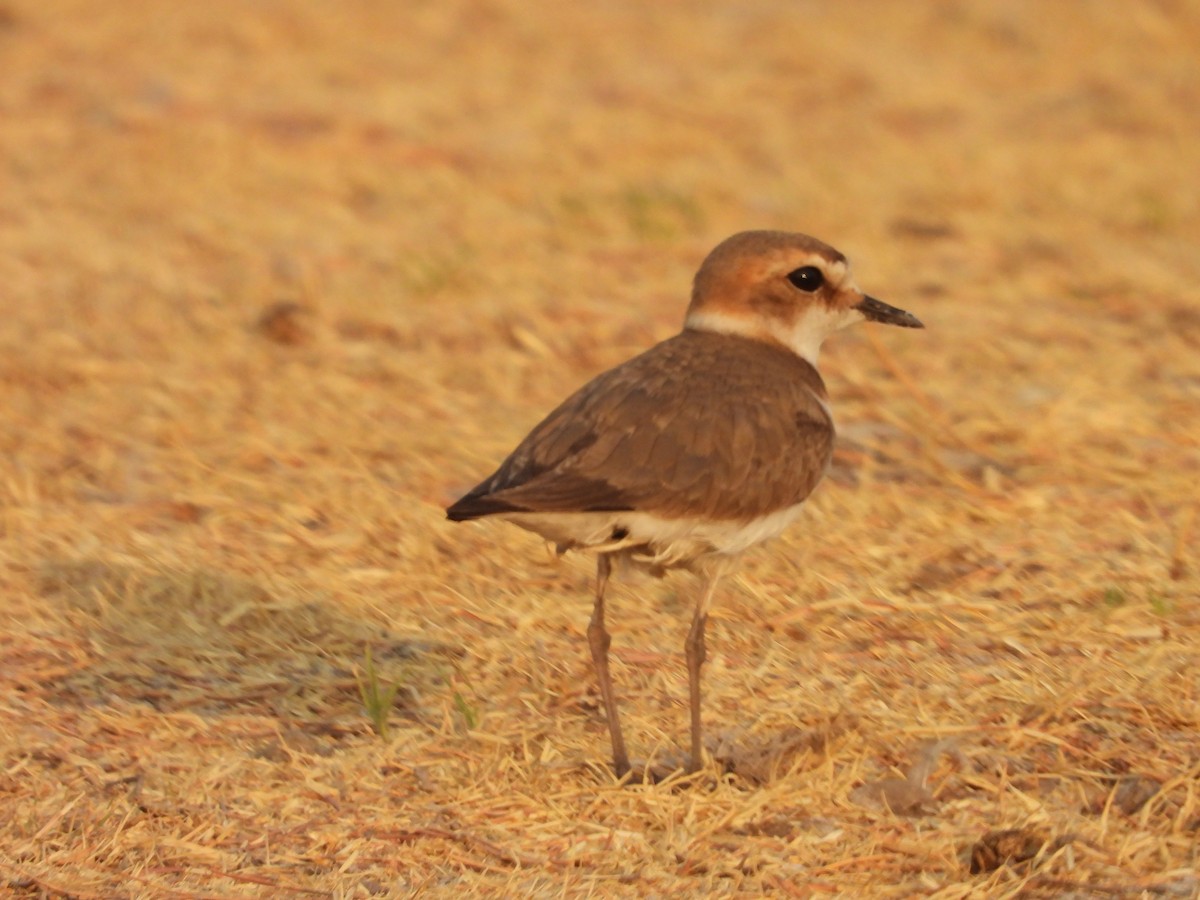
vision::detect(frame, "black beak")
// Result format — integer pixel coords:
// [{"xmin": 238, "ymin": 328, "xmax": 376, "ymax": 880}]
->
[{"xmin": 855, "ymin": 295, "xmax": 924, "ymax": 329}]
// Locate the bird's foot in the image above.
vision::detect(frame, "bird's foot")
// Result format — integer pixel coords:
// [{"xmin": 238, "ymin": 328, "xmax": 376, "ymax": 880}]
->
[
  {"xmin": 608, "ymin": 750, "xmax": 713, "ymax": 786},
  {"xmin": 609, "ymin": 758, "xmax": 678, "ymax": 785}
]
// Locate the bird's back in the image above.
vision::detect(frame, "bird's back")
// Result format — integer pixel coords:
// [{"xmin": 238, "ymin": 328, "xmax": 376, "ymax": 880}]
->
[{"xmin": 447, "ymin": 329, "xmax": 835, "ymax": 530}]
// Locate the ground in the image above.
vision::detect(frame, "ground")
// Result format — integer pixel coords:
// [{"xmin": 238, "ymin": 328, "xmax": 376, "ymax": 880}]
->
[{"xmin": 1, "ymin": 1, "xmax": 1198, "ymax": 897}]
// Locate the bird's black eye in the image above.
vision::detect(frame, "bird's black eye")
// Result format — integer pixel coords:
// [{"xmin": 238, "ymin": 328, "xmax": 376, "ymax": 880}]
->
[{"xmin": 786, "ymin": 266, "xmax": 825, "ymax": 292}]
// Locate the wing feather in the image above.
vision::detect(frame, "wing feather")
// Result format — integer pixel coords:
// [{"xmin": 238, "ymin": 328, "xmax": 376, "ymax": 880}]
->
[{"xmin": 446, "ymin": 331, "xmax": 835, "ymax": 522}]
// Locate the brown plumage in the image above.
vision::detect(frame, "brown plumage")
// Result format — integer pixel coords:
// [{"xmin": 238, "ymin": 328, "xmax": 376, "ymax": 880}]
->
[
  {"xmin": 446, "ymin": 330, "xmax": 832, "ymax": 526},
  {"xmin": 447, "ymin": 230, "xmax": 923, "ymax": 779}
]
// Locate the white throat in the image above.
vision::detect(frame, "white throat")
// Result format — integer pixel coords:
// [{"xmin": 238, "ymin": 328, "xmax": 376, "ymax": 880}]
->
[{"xmin": 685, "ymin": 304, "xmax": 865, "ymax": 367}]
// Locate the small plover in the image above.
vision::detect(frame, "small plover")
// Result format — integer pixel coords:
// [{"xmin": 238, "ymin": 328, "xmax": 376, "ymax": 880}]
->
[{"xmin": 447, "ymin": 230, "xmax": 923, "ymax": 778}]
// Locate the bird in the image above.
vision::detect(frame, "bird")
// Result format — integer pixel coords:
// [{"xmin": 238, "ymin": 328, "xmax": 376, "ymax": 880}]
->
[{"xmin": 446, "ymin": 230, "xmax": 923, "ymax": 779}]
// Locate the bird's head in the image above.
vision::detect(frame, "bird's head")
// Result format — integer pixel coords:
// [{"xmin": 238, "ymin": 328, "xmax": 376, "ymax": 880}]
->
[{"xmin": 684, "ymin": 230, "xmax": 922, "ymax": 365}]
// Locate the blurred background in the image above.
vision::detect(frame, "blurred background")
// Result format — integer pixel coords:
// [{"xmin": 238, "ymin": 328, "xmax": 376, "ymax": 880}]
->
[
  {"xmin": 1, "ymin": 1, "xmax": 1198, "ymax": 895},
  {"xmin": 4, "ymin": 0, "xmax": 1197, "ymax": 518}
]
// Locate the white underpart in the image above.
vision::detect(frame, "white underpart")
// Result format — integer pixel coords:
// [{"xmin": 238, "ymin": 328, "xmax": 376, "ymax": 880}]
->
[
  {"xmin": 686, "ymin": 302, "xmax": 865, "ymax": 367},
  {"xmin": 504, "ymin": 503, "xmax": 809, "ymax": 570}
]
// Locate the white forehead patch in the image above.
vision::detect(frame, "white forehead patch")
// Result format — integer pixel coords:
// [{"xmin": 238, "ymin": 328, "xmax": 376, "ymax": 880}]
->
[{"xmin": 824, "ymin": 258, "xmax": 849, "ymax": 287}]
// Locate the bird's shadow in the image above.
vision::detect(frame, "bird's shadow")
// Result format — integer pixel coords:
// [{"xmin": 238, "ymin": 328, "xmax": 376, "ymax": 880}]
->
[{"xmin": 30, "ymin": 559, "xmax": 459, "ymax": 747}]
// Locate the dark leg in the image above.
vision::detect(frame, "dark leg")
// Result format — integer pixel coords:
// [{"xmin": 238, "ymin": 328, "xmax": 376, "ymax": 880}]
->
[
  {"xmin": 685, "ymin": 571, "xmax": 723, "ymax": 774},
  {"xmin": 587, "ymin": 554, "xmax": 631, "ymax": 776}
]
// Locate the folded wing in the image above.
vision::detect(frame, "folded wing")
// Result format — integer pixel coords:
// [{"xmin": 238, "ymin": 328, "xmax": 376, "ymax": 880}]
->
[{"xmin": 446, "ymin": 331, "xmax": 834, "ymax": 523}]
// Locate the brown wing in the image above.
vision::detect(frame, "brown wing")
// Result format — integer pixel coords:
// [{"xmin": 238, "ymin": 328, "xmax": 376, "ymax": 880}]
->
[{"xmin": 446, "ymin": 330, "xmax": 834, "ymax": 522}]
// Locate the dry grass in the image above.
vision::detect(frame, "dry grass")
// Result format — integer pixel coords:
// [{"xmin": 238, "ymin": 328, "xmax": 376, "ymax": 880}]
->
[{"xmin": 2, "ymin": 1, "xmax": 1199, "ymax": 896}]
